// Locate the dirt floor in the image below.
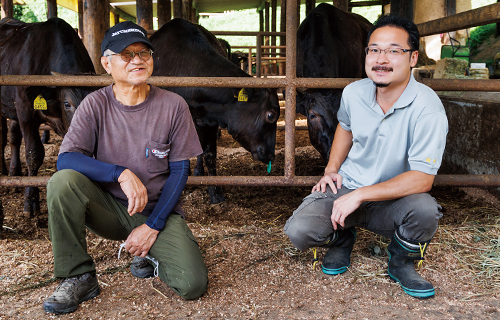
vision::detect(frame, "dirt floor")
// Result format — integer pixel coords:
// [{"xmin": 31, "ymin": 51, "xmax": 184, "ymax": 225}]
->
[{"xmin": 1, "ymin": 119, "xmax": 500, "ymax": 319}]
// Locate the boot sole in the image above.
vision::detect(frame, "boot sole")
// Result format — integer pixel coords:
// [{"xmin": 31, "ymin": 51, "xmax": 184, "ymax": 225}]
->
[
  {"xmin": 388, "ymin": 272, "xmax": 435, "ymax": 299},
  {"xmin": 321, "ymin": 263, "xmax": 349, "ymax": 275},
  {"xmin": 43, "ymin": 285, "xmax": 101, "ymax": 314}
]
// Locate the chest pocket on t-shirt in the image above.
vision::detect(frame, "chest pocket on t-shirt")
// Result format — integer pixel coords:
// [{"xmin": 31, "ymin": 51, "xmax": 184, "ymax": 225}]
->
[{"xmin": 147, "ymin": 140, "xmax": 171, "ymax": 173}]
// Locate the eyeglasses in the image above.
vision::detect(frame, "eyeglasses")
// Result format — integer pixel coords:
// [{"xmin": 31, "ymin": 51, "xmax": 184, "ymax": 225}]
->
[
  {"xmin": 106, "ymin": 49, "xmax": 153, "ymax": 63},
  {"xmin": 365, "ymin": 47, "xmax": 413, "ymax": 57}
]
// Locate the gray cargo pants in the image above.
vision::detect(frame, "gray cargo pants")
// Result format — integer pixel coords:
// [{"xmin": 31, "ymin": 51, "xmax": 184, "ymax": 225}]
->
[
  {"xmin": 47, "ymin": 169, "xmax": 208, "ymax": 300},
  {"xmin": 284, "ymin": 186, "xmax": 442, "ymax": 250}
]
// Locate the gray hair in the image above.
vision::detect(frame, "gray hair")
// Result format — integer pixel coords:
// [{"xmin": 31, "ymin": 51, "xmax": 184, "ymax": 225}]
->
[{"xmin": 103, "ymin": 49, "xmax": 115, "ymax": 60}]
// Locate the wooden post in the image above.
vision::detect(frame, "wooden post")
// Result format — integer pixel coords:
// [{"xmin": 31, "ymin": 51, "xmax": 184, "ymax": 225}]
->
[
  {"xmin": 136, "ymin": 0, "xmax": 153, "ymax": 31},
  {"xmin": 445, "ymin": 0, "xmax": 456, "ymax": 16},
  {"xmin": 47, "ymin": 0, "xmax": 57, "ymax": 18},
  {"xmin": 83, "ymin": 0, "xmax": 109, "ymax": 74},
  {"xmin": 280, "ymin": 0, "xmax": 286, "ymax": 75},
  {"xmin": 296, "ymin": 0, "xmax": 300, "ymax": 27},
  {"xmin": 1, "ymin": 0, "xmax": 13, "ymax": 19},
  {"xmin": 157, "ymin": 0, "xmax": 171, "ymax": 28},
  {"xmin": 173, "ymin": 0, "xmax": 182, "ymax": 18},
  {"xmin": 306, "ymin": 0, "xmax": 315, "ymax": 16},
  {"xmin": 182, "ymin": 0, "xmax": 190, "ymax": 20},
  {"xmin": 78, "ymin": 0, "xmax": 84, "ymax": 38},
  {"xmin": 332, "ymin": 0, "xmax": 348, "ymax": 11},
  {"xmin": 391, "ymin": 0, "xmax": 414, "ymax": 20},
  {"xmin": 191, "ymin": 7, "xmax": 197, "ymax": 23}
]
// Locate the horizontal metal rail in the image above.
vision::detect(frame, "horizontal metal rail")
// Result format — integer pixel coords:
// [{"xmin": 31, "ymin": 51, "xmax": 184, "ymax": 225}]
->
[
  {"xmin": 2, "ymin": 75, "xmax": 500, "ymax": 92},
  {"xmin": 418, "ymin": 2, "xmax": 500, "ymax": 37},
  {"xmin": 2, "ymin": 175, "xmax": 500, "ymax": 188}
]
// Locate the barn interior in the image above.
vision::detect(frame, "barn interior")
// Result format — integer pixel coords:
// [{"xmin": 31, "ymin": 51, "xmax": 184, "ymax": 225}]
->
[{"xmin": 1, "ymin": 1, "xmax": 500, "ymax": 318}]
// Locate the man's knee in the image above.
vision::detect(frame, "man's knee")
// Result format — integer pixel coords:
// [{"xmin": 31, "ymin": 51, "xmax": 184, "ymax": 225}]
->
[
  {"xmin": 47, "ymin": 169, "xmax": 87, "ymax": 198},
  {"xmin": 159, "ymin": 269, "xmax": 208, "ymax": 300},
  {"xmin": 401, "ymin": 193, "xmax": 442, "ymax": 240}
]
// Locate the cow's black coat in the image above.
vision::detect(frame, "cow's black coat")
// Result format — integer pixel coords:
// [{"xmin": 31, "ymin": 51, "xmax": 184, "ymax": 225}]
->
[
  {"xmin": 297, "ymin": 4, "xmax": 372, "ymax": 161},
  {"xmin": 150, "ymin": 18, "xmax": 280, "ymax": 204},
  {"xmin": 1, "ymin": 17, "xmax": 95, "ymax": 215}
]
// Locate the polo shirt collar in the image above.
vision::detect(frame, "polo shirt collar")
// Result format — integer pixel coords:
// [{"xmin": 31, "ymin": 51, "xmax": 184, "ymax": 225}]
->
[
  {"xmin": 392, "ymin": 73, "xmax": 419, "ymax": 110},
  {"xmin": 368, "ymin": 73, "xmax": 419, "ymax": 115}
]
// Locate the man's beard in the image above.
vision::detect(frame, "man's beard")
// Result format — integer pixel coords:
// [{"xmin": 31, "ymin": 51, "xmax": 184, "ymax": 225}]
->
[
  {"xmin": 375, "ymin": 82, "xmax": 390, "ymax": 88},
  {"xmin": 372, "ymin": 66, "xmax": 392, "ymax": 88}
]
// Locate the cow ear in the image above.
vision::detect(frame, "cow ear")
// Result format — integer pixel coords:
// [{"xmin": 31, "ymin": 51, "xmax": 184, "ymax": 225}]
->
[{"xmin": 25, "ymin": 86, "xmax": 57, "ymax": 105}]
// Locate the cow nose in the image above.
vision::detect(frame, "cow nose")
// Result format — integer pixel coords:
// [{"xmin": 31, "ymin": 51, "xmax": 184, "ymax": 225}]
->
[{"xmin": 257, "ymin": 145, "xmax": 265, "ymax": 157}]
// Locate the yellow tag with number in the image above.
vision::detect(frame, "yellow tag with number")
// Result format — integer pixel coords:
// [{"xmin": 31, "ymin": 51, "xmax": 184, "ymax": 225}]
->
[
  {"xmin": 33, "ymin": 95, "xmax": 47, "ymax": 110},
  {"xmin": 238, "ymin": 88, "xmax": 248, "ymax": 102}
]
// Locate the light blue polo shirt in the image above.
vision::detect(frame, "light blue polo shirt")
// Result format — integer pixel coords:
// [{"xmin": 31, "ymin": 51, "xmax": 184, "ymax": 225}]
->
[{"xmin": 337, "ymin": 74, "xmax": 448, "ymax": 189}]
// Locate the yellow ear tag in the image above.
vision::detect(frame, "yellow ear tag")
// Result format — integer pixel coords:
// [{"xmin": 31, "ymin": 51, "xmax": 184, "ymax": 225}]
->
[
  {"xmin": 238, "ymin": 88, "xmax": 248, "ymax": 102},
  {"xmin": 33, "ymin": 95, "xmax": 48, "ymax": 110}
]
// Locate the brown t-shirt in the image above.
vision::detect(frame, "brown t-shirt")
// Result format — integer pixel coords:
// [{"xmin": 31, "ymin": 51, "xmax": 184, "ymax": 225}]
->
[{"xmin": 59, "ymin": 85, "xmax": 202, "ymax": 215}]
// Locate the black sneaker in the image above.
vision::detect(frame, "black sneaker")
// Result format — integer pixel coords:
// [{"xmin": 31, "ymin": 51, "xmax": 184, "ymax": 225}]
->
[
  {"xmin": 43, "ymin": 273, "xmax": 100, "ymax": 314},
  {"xmin": 130, "ymin": 256, "xmax": 155, "ymax": 278}
]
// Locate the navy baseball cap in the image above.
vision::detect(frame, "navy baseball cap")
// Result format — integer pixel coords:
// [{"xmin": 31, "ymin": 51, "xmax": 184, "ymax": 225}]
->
[{"xmin": 101, "ymin": 21, "xmax": 154, "ymax": 56}]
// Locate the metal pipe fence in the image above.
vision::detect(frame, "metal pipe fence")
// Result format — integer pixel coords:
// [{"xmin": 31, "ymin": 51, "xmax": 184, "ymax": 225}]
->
[{"xmin": 2, "ymin": 1, "xmax": 500, "ymax": 188}]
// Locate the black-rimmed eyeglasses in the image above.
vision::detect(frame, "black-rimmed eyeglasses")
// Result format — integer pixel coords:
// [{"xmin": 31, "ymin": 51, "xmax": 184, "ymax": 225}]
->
[
  {"xmin": 365, "ymin": 47, "xmax": 414, "ymax": 57},
  {"xmin": 106, "ymin": 49, "xmax": 153, "ymax": 63}
]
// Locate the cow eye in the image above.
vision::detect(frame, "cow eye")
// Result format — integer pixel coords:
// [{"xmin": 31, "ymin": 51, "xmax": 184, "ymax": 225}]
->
[
  {"xmin": 309, "ymin": 112, "xmax": 317, "ymax": 120},
  {"xmin": 266, "ymin": 111, "xmax": 277, "ymax": 123},
  {"xmin": 64, "ymin": 102, "xmax": 72, "ymax": 109}
]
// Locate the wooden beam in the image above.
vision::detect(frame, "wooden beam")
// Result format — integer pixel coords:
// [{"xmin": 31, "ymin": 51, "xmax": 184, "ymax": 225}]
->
[
  {"xmin": 349, "ymin": 1, "xmax": 381, "ymax": 7},
  {"xmin": 47, "ymin": 0, "xmax": 57, "ymax": 18},
  {"xmin": 1, "ymin": 0, "xmax": 13, "ymax": 19},
  {"xmin": 418, "ymin": 2, "xmax": 500, "ymax": 37},
  {"xmin": 109, "ymin": 5, "xmax": 136, "ymax": 22},
  {"xmin": 83, "ymin": 0, "xmax": 109, "ymax": 74},
  {"xmin": 136, "ymin": 0, "xmax": 153, "ymax": 30},
  {"xmin": 157, "ymin": 0, "xmax": 171, "ymax": 28}
]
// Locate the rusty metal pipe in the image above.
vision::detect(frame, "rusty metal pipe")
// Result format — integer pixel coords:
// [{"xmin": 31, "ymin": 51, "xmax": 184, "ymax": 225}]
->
[
  {"xmin": 2, "ymin": 76, "xmax": 500, "ymax": 92},
  {"xmin": 284, "ymin": 0, "xmax": 298, "ymax": 180},
  {"xmin": 3, "ymin": 175, "xmax": 500, "ymax": 187}
]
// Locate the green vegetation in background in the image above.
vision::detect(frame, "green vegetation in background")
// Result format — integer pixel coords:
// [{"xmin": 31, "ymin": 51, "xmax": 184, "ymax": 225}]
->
[
  {"xmin": 12, "ymin": 0, "xmax": 78, "ymax": 27},
  {"xmin": 198, "ymin": 3, "xmax": 380, "ymax": 48}
]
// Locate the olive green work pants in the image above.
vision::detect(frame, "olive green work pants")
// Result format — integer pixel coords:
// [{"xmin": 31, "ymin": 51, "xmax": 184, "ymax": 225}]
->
[{"xmin": 47, "ymin": 169, "xmax": 208, "ymax": 300}]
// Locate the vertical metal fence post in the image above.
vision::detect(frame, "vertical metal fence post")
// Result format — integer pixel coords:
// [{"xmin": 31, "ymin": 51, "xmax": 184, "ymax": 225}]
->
[{"xmin": 284, "ymin": 0, "xmax": 297, "ymax": 180}]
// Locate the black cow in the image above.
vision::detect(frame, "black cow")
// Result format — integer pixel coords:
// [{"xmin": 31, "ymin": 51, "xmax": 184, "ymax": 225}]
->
[
  {"xmin": 1, "ymin": 17, "xmax": 96, "ymax": 216},
  {"xmin": 150, "ymin": 18, "xmax": 280, "ymax": 204},
  {"xmin": 231, "ymin": 51, "xmax": 249, "ymax": 73},
  {"xmin": 297, "ymin": 4, "xmax": 372, "ymax": 161}
]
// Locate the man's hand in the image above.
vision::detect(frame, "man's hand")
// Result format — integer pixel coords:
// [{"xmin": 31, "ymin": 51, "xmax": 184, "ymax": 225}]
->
[
  {"xmin": 125, "ymin": 224, "xmax": 159, "ymax": 257},
  {"xmin": 331, "ymin": 190, "xmax": 362, "ymax": 230},
  {"xmin": 312, "ymin": 172, "xmax": 343, "ymax": 194},
  {"xmin": 118, "ymin": 169, "xmax": 148, "ymax": 215}
]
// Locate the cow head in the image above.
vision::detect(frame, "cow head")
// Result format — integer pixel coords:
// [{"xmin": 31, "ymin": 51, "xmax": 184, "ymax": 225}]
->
[
  {"xmin": 25, "ymin": 74, "xmax": 95, "ymax": 136},
  {"xmin": 224, "ymin": 87, "xmax": 280, "ymax": 163},
  {"xmin": 296, "ymin": 89, "xmax": 342, "ymax": 162}
]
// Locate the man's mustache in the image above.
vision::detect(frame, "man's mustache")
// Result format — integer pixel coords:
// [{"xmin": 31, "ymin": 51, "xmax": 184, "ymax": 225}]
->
[{"xmin": 372, "ymin": 66, "xmax": 393, "ymax": 72}]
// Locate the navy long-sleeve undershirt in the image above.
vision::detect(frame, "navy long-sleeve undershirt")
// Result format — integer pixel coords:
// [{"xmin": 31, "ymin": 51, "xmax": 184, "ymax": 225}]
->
[{"xmin": 57, "ymin": 152, "xmax": 189, "ymax": 231}]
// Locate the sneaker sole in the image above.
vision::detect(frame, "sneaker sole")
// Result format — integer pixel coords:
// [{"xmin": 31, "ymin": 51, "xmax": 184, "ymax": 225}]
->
[
  {"xmin": 321, "ymin": 263, "xmax": 349, "ymax": 275},
  {"xmin": 388, "ymin": 272, "xmax": 435, "ymax": 299},
  {"xmin": 43, "ymin": 285, "xmax": 101, "ymax": 314}
]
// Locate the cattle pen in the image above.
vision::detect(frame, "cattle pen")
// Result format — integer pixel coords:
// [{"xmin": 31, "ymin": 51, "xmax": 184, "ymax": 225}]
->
[
  {"xmin": 2, "ymin": 1, "xmax": 500, "ymax": 319},
  {"xmin": 2, "ymin": 1, "xmax": 500, "ymax": 192}
]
